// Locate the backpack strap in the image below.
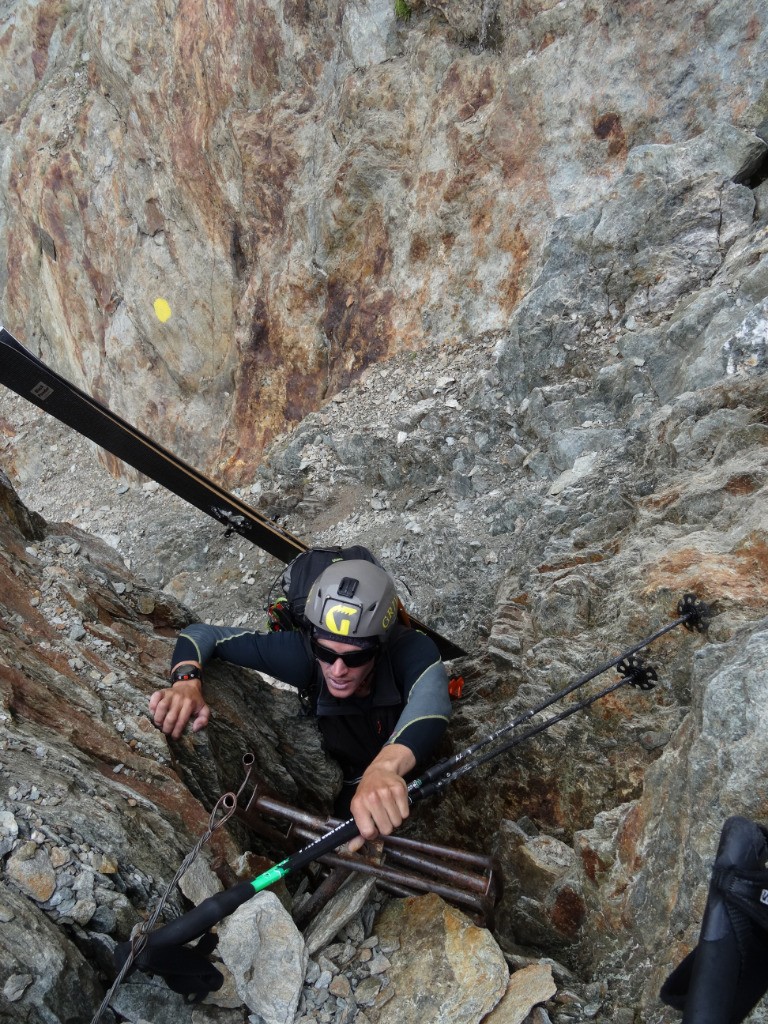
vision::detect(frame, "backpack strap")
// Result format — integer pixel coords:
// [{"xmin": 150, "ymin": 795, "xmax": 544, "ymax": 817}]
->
[{"xmin": 296, "ymin": 631, "xmax": 322, "ymax": 717}]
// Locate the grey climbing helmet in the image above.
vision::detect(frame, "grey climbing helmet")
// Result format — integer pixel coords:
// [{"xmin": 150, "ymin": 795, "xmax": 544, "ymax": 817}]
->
[{"xmin": 305, "ymin": 559, "xmax": 400, "ymax": 641}]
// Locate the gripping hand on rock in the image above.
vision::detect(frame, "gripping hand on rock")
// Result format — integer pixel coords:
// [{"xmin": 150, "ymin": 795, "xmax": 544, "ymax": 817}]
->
[{"xmin": 149, "ymin": 667, "xmax": 210, "ymax": 739}]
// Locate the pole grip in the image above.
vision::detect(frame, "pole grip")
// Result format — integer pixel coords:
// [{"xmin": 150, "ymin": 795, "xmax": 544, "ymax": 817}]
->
[
  {"xmin": 141, "ymin": 880, "xmax": 256, "ymax": 952},
  {"xmin": 136, "ymin": 818, "xmax": 360, "ymax": 959}
]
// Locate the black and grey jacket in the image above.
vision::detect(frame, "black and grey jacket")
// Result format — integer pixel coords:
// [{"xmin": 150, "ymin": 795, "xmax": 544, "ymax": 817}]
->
[{"xmin": 171, "ymin": 623, "xmax": 451, "ymax": 784}]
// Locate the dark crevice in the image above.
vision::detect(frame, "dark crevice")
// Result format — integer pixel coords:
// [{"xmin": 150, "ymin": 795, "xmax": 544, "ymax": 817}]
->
[
  {"xmin": 734, "ymin": 120, "xmax": 768, "ymax": 189},
  {"xmin": 734, "ymin": 150, "xmax": 768, "ymax": 189},
  {"xmin": 230, "ymin": 223, "xmax": 248, "ymax": 278}
]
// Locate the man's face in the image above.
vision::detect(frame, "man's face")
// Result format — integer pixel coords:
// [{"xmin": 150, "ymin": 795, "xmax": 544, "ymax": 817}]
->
[{"xmin": 313, "ymin": 637, "xmax": 377, "ymax": 699}]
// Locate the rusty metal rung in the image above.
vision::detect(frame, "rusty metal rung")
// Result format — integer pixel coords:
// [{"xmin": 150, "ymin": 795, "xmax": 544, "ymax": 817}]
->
[
  {"xmin": 289, "ymin": 823, "xmax": 497, "ymax": 923},
  {"xmin": 234, "ymin": 781, "xmax": 501, "ymax": 929}
]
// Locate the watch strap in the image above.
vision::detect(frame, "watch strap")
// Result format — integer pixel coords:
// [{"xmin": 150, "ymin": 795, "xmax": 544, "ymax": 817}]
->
[{"xmin": 171, "ymin": 664, "xmax": 203, "ymax": 685}]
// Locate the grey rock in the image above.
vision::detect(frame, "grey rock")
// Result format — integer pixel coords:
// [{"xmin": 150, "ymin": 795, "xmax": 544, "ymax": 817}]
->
[
  {"xmin": 367, "ymin": 952, "xmax": 391, "ymax": 975},
  {"xmin": 71, "ymin": 898, "xmax": 97, "ymax": 926},
  {"xmin": 354, "ymin": 976, "xmax": 384, "ymax": 1007},
  {"xmin": 0, "ymin": 881, "xmax": 104, "ymax": 1021},
  {"xmin": 624, "ymin": 122, "xmax": 767, "ymax": 185},
  {"xmin": 177, "ymin": 852, "xmax": 222, "ymax": 906},
  {"xmin": 3, "ymin": 973, "xmax": 34, "ymax": 1001},
  {"xmin": 529, "ymin": 1009, "xmax": 553, "ymax": 1024},
  {"xmin": 217, "ymin": 892, "xmax": 308, "ymax": 1023},
  {"xmin": 0, "ymin": 810, "xmax": 19, "ymax": 857},
  {"xmin": 315, "ymin": 969, "xmax": 333, "ymax": 989},
  {"xmin": 89, "ymin": 902, "xmax": 117, "ymax": 934},
  {"xmin": 304, "ymin": 872, "xmax": 377, "ymax": 956}
]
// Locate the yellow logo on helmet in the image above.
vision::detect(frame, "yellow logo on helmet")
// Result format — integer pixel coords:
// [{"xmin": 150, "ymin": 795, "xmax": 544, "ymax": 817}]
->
[
  {"xmin": 324, "ymin": 603, "xmax": 361, "ymax": 636},
  {"xmin": 381, "ymin": 597, "xmax": 398, "ymax": 631}
]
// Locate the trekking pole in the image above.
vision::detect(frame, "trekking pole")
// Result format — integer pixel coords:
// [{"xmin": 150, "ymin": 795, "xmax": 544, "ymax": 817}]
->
[
  {"xmin": 116, "ymin": 596, "xmax": 708, "ymax": 981},
  {"xmin": 414, "ymin": 592, "xmax": 709, "ymax": 793},
  {"xmin": 412, "ymin": 654, "xmax": 658, "ymax": 800}
]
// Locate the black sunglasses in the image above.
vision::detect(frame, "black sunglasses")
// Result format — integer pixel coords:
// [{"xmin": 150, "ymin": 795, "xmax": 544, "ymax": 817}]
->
[{"xmin": 311, "ymin": 638, "xmax": 379, "ymax": 668}]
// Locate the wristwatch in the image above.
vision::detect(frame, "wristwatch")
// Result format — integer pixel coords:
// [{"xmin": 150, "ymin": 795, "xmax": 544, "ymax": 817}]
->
[{"xmin": 170, "ymin": 664, "xmax": 203, "ymax": 685}]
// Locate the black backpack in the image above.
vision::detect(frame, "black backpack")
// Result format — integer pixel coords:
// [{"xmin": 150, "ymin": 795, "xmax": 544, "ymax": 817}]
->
[{"xmin": 265, "ymin": 545, "xmax": 383, "ymax": 633}]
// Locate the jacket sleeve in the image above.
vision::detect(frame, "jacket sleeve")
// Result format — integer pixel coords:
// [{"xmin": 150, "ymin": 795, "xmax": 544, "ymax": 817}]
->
[
  {"xmin": 384, "ymin": 631, "xmax": 452, "ymax": 766},
  {"xmin": 171, "ymin": 624, "xmax": 314, "ymax": 689}
]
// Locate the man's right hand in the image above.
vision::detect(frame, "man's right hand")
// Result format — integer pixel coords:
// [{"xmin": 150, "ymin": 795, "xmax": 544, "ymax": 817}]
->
[{"xmin": 149, "ymin": 678, "xmax": 210, "ymax": 739}]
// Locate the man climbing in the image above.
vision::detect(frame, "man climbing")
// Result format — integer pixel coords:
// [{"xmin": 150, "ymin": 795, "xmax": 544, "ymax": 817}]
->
[{"xmin": 149, "ymin": 560, "xmax": 452, "ymax": 852}]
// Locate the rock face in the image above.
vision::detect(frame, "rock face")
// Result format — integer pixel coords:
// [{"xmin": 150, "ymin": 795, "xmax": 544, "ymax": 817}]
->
[
  {"xmin": 1, "ymin": 0, "xmax": 766, "ymax": 480},
  {"xmin": 0, "ymin": 468, "xmax": 342, "ymax": 1022},
  {"xmin": 1, "ymin": 1, "xmax": 768, "ymax": 1023},
  {"xmin": 575, "ymin": 622, "xmax": 768, "ymax": 1011},
  {"xmin": 375, "ymin": 891, "xmax": 510, "ymax": 1023},
  {"xmin": 0, "ymin": 880, "xmax": 105, "ymax": 1021}
]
